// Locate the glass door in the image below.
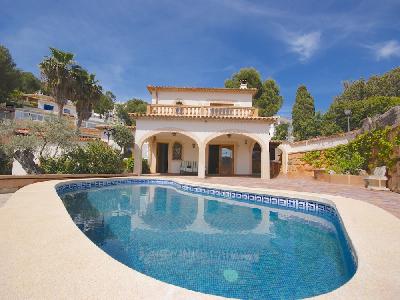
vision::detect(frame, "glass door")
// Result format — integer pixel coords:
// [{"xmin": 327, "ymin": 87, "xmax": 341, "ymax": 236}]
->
[{"xmin": 220, "ymin": 146, "xmax": 234, "ymax": 176}]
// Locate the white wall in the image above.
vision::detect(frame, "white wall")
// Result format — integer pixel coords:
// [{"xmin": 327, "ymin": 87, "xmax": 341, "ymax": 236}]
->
[
  {"xmin": 136, "ymin": 118, "xmax": 272, "ymax": 175},
  {"xmin": 151, "ymin": 90, "xmax": 253, "ymax": 107},
  {"xmin": 136, "ymin": 118, "xmax": 272, "ymax": 146}
]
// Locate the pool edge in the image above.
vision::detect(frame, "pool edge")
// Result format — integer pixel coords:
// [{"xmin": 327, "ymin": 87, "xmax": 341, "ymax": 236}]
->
[{"xmin": 1, "ymin": 176, "xmax": 399, "ymax": 299}]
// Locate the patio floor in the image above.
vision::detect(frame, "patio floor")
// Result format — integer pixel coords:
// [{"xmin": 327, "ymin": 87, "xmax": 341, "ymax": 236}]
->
[{"xmin": 170, "ymin": 175, "xmax": 400, "ymax": 219}]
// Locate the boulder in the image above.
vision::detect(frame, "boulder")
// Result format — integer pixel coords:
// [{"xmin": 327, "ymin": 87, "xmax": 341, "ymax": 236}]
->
[{"xmin": 361, "ymin": 105, "xmax": 400, "ymax": 132}]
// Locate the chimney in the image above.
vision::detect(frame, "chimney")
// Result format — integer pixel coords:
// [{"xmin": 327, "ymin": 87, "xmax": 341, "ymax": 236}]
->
[{"xmin": 240, "ymin": 79, "xmax": 248, "ymax": 89}]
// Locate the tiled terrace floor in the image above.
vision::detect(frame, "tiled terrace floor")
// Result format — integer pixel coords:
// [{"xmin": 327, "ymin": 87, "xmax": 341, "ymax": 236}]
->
[{"xmin": 174, "ymin": 176, "xmax": 400, "ymax": 219}]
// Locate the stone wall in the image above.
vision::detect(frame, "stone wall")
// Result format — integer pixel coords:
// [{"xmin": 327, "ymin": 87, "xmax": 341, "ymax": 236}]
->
[{"xmin": 287, "ymin": 152, "xmax": 314, "ymax": 176}]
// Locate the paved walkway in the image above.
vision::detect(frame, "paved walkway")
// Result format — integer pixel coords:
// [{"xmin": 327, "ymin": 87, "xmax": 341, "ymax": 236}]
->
[
  {"xmin": 180, "ymin": 176, "xmax": 400, "ymax": 219},
  {"xmin": 2, "ymin": 176, "xmax": 399, "ymax": 218},
  {"xmin": 0, "ymin": 193, "xmax": 13, "ymax": 208}
]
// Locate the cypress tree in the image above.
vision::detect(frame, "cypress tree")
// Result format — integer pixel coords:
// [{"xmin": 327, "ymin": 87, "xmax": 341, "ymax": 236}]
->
[{"xmin": 292, "ymin": 85, "xmax": 317, "ymax": 140}]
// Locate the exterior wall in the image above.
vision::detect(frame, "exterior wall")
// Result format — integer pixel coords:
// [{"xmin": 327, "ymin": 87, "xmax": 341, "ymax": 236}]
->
[
  {"xmin": 151, "ymin": 90, "xmax": 253, "ymax": 107},
  {"xmin": 147, "ymin": 133, "xmax": 199, "ymax": 174},
  {"xmin": 206, "ymin": 135, "xmax": 253, "ymax": 175},
  {"xmin": 286, "ymin": 152, "xmax": 314, "ymax": 176},
  {"xmin": 134, "ymin": 118, "xmax": 273, "ymax": 178},
  {"xmin": 136, "ymin": 119, "xmax": 272, "ymax": 145},
  {"xmin": 278, "ymin": 131, "xmax": 358, "ymax": 174}
]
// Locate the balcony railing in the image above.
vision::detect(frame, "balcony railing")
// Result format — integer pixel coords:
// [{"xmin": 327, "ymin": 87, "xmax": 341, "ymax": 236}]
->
[{"xmin": 146, "ymin": 104, "xmax": 259, "ymax": 118}]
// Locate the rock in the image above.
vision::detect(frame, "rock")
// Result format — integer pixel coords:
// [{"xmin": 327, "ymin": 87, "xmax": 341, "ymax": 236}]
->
[{"xmin": 361, "ymin": 105, "xmax": 400, "ymax": 132}]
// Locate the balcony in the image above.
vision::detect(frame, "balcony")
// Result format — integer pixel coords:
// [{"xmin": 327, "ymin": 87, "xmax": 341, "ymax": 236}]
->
[{"xmin": 146, "ymin": 104, "xmax": 259, "ymax": 118}]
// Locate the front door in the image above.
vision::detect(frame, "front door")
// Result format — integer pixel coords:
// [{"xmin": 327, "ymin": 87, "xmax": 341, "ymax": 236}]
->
[
  {"xmin": 208, "ymin": 145, "xmax": 220, "ymax": 175},
  {"xmin": 156, "ymin": 143, "xmax": 168, "ymax": 173},
  {"xmin": 220, "ymin": 145, "xmax": 234, "ymax": 176}
]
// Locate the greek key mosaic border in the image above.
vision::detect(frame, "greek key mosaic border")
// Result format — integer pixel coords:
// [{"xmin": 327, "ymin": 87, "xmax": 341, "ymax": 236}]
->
[{"xmin": 55, "ymin": 178, "xmax": 338, "ymax": 219}]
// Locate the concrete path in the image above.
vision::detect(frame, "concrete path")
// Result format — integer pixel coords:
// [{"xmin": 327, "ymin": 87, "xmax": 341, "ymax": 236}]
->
[
  {"xmin": 182, "ymin": 176, "xmax": 400, "ymax": 219},
  {"xmin": 0, "ymin": 193, "xmax": 12, "ymax": 208}
]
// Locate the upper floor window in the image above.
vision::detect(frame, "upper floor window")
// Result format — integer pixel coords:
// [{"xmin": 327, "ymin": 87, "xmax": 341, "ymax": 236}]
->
[
  {"xmin": 43, "ymin": 104, "xmax": 54, "ymax": 111},
  {"xmin": 63, "ymin": 108, "xmax": 71, "ymax": 114}
]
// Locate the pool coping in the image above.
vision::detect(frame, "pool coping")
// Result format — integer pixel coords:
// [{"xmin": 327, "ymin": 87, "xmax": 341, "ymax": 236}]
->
[{"xmin": 0, "ymin": 176, "xmax": 399, "ymax": 299}]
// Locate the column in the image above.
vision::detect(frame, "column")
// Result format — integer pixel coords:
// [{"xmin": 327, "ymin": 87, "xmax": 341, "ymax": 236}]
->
[
  {"xmin": 149, "ymin": 141, "xmax": 156, "ymax": 173},
  {"xmin": 133, "ymin": 143, "xmax": 142, "ymax": 175},
  {"xmin": 261, "ymin": 141, "xmax": 270, "ymax": 180},
  {"xmin": 198, "ymin": 143, "xmax": 206, "ymax": 179}
]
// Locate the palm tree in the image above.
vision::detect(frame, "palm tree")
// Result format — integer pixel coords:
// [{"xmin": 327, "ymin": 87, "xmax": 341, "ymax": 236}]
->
[
  {"xmin": 39, "ymin": 48, "xmax": 74, "ymax": 118},
  {"xmin": 71, "ymin": 66, "xmax": 102, "ymax": 128}
]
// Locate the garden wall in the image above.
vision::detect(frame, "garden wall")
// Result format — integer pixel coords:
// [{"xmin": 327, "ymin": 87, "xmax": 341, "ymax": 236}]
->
[
  {"xmin": 0, "ymin": 173, "xmax": 136, "ymax": 194},
  {"xmin": 278, "ymin": 131, "xmax": 358, "ymax": 175}
]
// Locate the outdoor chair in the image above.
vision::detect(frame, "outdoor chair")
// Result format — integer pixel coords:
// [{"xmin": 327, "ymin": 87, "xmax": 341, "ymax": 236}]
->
[
  {"xmin": 364, "ymin": 166, "xmax": 389, "ymax": 191},
  {"xmin": 180, "ymin": 161, "xmax": 198, "ymax": 175}
]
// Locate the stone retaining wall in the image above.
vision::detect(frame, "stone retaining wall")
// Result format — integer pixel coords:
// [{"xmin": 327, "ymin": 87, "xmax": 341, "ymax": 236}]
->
[
  {"xmin": 0, "ymin": 173, "xmax": 136, "ymax": 193},
  {"xmin": 287, "ymin": 152, "xmax": 314, "ymax": 176}
]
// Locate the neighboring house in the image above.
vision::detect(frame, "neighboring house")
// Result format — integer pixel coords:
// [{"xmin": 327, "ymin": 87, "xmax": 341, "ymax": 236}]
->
[{"xmin": 131, "ymin": 83, "xmax": 278, "ymax": 179}]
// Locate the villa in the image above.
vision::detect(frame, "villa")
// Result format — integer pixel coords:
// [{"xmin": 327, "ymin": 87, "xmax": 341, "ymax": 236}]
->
[{"xmin": 132, "ymin": 82, "xmax": 279, "ymax": 179}]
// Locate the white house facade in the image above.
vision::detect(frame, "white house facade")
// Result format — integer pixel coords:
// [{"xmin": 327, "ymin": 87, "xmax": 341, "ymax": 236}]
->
[{"xmin": 132, "ymin": 85, "xmax": 277, "ymax": 179}]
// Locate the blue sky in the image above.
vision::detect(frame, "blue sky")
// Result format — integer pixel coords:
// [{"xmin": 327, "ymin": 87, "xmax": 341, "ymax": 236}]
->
[{"xmin": 1, "ymin": 0, "xmax": 400, "ymax": 117}]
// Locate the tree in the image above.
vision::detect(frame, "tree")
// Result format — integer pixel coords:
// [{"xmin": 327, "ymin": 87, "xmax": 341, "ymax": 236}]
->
[
  {"xmin": 39, "ymin": 47, "xmax": 75, "ymax": 118},
  {"xmin": 17, "ymin": 71, "xmax": 41, "ymax": 93},
  {"xmin": 70, "ymin": 66, "xmax": 103, "ymax": 128},
  {"xmin": 0, "ymin": 45, "xmax": 19, "ymax": 102},
  {"xmin": 323, "ymin": 67, "xmax": 400, "ymax": 134},
  {"xmin": 255, "ymin": 79, "xmax": 283, "ymax": 117},
  {"xmin": 292, "ymin": 85, "xmax": 319, "ymax": 140},
  {"xmin": 116, "ymin": 98, "xmax": 147, "ymax": 125},
  {"xmin": 272, "ymin": 123, "xmax": 289, "ymax": 141},
  {"xmin": 112, "ymin": 125, "xmax": 134, "ymax": 155},
  {"xmin": 0, "ymin": 117, "xmax": 78, "ymax": 174},
  {"xmin": 94, "ymin": 91, "xmax": 115, "ymax": 118},
  {"xmin": 225, "ymin": 67, "xmax": 263, "ymax": 99}
]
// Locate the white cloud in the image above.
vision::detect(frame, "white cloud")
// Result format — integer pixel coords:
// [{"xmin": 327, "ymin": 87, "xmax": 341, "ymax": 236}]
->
[
  {"xmin": 285, "ymin": 31, "xmax": 321, "ymax": 62},
  {"xmin": 373, "ymin": 40, "xmax": 400, "ymax": 60}
]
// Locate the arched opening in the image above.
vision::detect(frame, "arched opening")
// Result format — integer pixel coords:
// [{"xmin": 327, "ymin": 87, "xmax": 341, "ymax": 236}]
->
[
  {"xmin": 205, "ymin": 133, "xmax": 264, "ymax": 177},
  {"xmin": 252, "ymin": 143, "xmax": 261, "ymax": 176},
  {"xmin": 141, "ymin": 131, "xmax": 199, "ymax": 175}
]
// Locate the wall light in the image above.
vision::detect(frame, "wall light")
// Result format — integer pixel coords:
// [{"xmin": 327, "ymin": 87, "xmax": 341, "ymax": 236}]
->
[
  {"xmin": 172, "ymin": 132, "xmax": 177, "ymax": 136},
  {"xmin": 227, "ymin": 134, "xmax": 231, "ymax": 138},
  {"xmin": 192, "ymin": 143, "xmax": 196, "ymax": 148}
]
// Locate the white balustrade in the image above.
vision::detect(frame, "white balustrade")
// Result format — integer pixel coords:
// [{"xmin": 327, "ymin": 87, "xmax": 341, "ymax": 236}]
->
[{"xmin": 147, "ymin": 105, "xmax": 258, "ymax": 118}]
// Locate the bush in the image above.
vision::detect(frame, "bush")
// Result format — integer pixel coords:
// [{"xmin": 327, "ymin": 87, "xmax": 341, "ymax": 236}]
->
[
  {"xmin": 41, "ymin": 141, "xmax": 124, "ymax": 174},
  {"xmin": 123, "ymin": 157, "xmax": 134, "ymax": 173},
  {"xmin": 302, "ymin": 126, "xmax": 400, "ymax": 174},
  {"xmin": 0, "ymin": 149, "xmax": 12, "ymax": 175},
  {"xmin": 142, "ymin": 159, "xmax": 150, "ymax": 174}
]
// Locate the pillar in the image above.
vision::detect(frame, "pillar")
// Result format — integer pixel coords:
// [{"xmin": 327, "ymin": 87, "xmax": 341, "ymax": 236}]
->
[
  {"xmin": 133, "ymin": 143, "xmax": 142, "ymax": 175},
  {"xmin": 261, "ymin": 141, "xmax": 270, "ymax": 180},
  {"xmin": 198, "ymin": 143, "xmax": 206, "ymax": 179},
  {"xmin": 149, "ymin": 141, "xmax": 157, "ymax": 173}
]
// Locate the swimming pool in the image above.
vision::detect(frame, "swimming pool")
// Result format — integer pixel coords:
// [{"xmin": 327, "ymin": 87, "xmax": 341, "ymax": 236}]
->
[{"xmin": 57, "ymin": 179, "xmax": 357, "ymax": 299}]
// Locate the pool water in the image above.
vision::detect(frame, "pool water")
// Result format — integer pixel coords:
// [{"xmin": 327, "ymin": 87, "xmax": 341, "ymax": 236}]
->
[{"xmin": 60, "ymin": 184, "xmax": 356, "ymax": 299}]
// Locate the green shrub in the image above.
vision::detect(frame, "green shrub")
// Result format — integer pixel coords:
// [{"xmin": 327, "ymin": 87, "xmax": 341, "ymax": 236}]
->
[
  {"xmin": 123, "ymin": 157, "xmax": 134, "ymax": 173},
  {"xmin": 301, "ymin": 126, "xmax": 400, "ymax": 174},
  {"xmin": 0, "ymin": 149, "xmax": 12, "ymax": 175},
  {"xmin": 41, "ymin": 141, "xmax": 124, "ymax": 174},
  {"xmin": 142, "ymin": 159, "xmax": 150, "ymax": 174}
]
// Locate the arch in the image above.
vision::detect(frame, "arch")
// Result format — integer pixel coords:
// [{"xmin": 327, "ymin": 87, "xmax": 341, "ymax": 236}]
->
[
  {"xmin": 203, "ymin": 130, "xmax": 267, "ymax": 148},
  {"xmin": 137, "ymin": 128, "xmax": 201, "ymax": 147}
]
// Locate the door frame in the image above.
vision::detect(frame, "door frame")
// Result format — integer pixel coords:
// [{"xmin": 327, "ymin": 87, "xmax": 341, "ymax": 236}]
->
[
  {"xmin": 219, "ymin": 144, "xmax": 234, "ymax": 176},
  {"xmin": 156, "ymin": 142, "xmax": 169, "ymax": 173}
]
